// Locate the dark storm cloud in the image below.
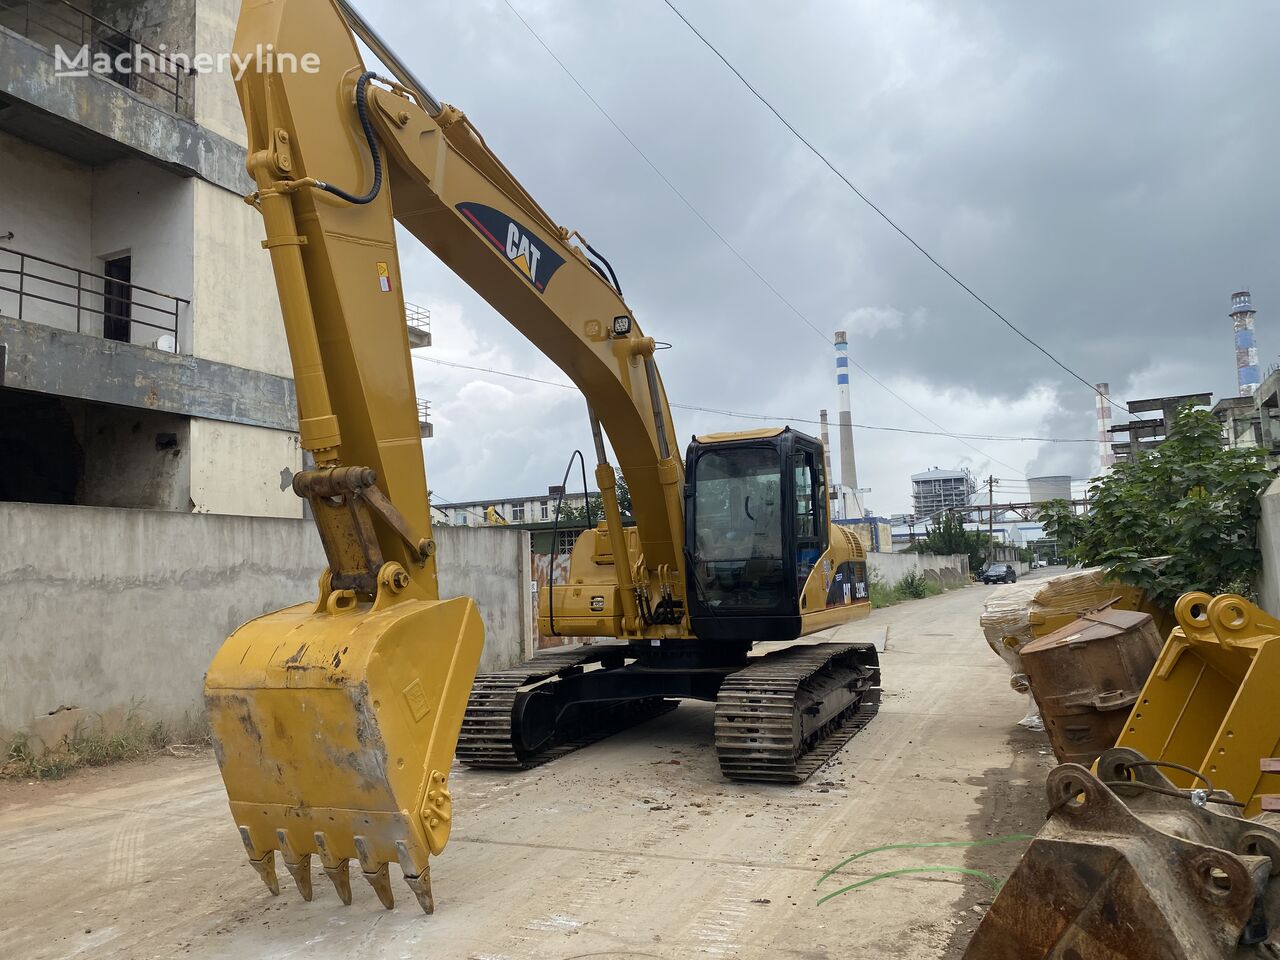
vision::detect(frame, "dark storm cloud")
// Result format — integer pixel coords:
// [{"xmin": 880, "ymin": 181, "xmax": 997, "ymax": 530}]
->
[{"xmin": 367, "ymin": 0, "xmax": 1279, "ymax": 513}]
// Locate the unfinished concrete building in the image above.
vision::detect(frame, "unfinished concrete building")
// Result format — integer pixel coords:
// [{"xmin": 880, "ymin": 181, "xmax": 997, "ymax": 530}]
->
[{"xmin": 0, "ymin": 0, "xmax": 433, "ymax": 515}]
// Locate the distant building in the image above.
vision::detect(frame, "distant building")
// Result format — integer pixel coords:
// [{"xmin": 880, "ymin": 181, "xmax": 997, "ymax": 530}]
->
[
  {"xmin": 434, "ymin": 487, "xmax": 592, "ymax": 528},
  {"xmin": 1212, "ymin": 395, "xmax": 1263, "ymax": 451},
  {"xmin": 1108, "ymin": 393, "xmax": 1212, "ymax": 463},
  {"xmin": 911, "ymin": 468, "xmax": 976, "ymax": 519}
]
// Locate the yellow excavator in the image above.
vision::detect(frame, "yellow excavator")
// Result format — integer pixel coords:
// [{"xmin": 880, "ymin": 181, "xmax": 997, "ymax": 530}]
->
[{"xmin": 204, "ymin": 0, "xmax": 879, "ymax": 914}]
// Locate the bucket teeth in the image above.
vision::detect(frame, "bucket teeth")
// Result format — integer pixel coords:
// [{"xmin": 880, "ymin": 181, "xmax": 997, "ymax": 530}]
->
[
  {"xmin": 247, "ymin": 852, "xmax": 280, "ymax": 896},
  {"xmin": 324, "ymin": 861, "xmax": 353, "ymax": 905},
  {"xmin": 284, "ymin": 853, "xmax": 313, "ymax": 901},
  {"xmin": 313, "ymin": 832, "xmax": 352, "ymax": 905},
  {"xmin": 276, "ymin": 829, "xmax": 313, "ymax": 901},
  {"xmin": 403, "ymin": 867, "xmax": 435, "ymax": 914},
  {"xmin": 363, "ymin": 862, "xmax": 395, "ymax": 910},
  {"xmin": 239, "ymin": 826, "xmax": 280, "ymax": 896}
]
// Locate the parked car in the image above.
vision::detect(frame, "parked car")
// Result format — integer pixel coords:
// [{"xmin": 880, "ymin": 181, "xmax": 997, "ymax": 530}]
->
[{"xmin": 980, "ymin": 563, "xmax": 1018, "ymax": 584}]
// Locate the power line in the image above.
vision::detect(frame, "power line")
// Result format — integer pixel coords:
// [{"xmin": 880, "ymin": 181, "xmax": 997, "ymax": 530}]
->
[
  {"xmin": 658, "ymin": 0, "xmax": 1142, "ymax": 424},
  {"xmin": 415, "ymin": 355, "xmax": 1100, "ymax": 443},
  {"xmin": 499, "ymin": 0, "xmax": 1026, "ymax": 476}
]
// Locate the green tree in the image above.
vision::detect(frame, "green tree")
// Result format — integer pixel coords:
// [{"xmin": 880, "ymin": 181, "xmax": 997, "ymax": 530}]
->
[
  {"xmin": 556, "ymin": 471, "xmax": 632, "ymax": 525},
  {"xmin": 908, "ymin": 509, "xmax": 993, "ymax": 574},
  {"xmin": 1040, "ymin": 406, "xmax": 1273, "ymax": 608}
]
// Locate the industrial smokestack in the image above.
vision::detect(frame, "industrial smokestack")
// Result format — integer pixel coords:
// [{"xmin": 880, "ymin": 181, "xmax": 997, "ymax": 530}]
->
[
  {"xmin": 819, "ymin": 409, "xmax": 835, "ymax": 494},
  {"xmin": 834, "ymin": 331, "xmax": 861, "ymax": 516},
  {"xmin": 1095, "ymin": 382, "xmax": 1115, "ymax": 473},
  {"xmin": 1231, "ymin": 290, "xmax": 1260, "ymax": 396}
]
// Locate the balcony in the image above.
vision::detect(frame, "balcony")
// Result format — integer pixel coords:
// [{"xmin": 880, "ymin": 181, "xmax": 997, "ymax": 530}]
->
[
  {"xmin": 405, "ymin": 302, "xmax": 432, "ymax": 348},
  {"xmin": 0, "ymin": 245, "xmax": 187, "ymax": 351},
  {"xmin": 0, "ymin": 0, "xmax": 193, "ymax": 118},
  {"xmin": 417, "ymin": 398, "xmax": 433, "ymax": 439}
]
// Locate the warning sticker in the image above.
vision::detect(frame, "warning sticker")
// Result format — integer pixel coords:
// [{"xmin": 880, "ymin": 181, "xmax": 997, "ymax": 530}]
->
[{"xmin": 376, "ymin": 261, "xmax": 391, "ymax": 292}]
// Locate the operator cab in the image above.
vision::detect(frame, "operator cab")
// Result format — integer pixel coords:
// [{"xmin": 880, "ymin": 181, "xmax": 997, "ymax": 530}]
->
[{"xmin": 684, "ymin": 427, "xmax": 828, "ymax": 642}]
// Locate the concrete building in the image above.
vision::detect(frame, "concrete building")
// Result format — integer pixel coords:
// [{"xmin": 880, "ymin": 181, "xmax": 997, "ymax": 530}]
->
[
  {"xmin": 1213, "ymin": 394, "xmax": 1263, "ymax": 450},
  {"xmin": 1108, "ymin": 392, "xmax": 1212, "ymax": 463},
  {"xmin": 0, "ymin": 0, "xmax": 431, "ymax": 516},
  {"xmin": 436, "ymin": 487, "xmax": 592, "ymax": 529},
  {"xmin": 910, "ymin": 467, "xmax": 976, "ymax": 519}
]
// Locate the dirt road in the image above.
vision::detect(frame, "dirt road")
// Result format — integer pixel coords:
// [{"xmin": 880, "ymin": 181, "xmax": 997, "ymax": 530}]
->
[{"xmin": 0, "ymin": 578, "xmax": 1053, "ymax": 960}]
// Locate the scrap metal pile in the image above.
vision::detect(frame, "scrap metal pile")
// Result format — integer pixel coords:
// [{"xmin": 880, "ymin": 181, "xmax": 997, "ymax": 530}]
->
[{"xmin": 971, "ymin": 580, "xmax": 1280, "ymax": 958}]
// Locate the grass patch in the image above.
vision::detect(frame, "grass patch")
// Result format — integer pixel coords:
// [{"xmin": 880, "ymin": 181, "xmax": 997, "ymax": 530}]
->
[
  {"xmin": 868, "ymin": 570, "xmax": 954, "ymax": 608},
  {"xmin": 2, "ymin": 707, "xmax": 211, "ymax": 781}
]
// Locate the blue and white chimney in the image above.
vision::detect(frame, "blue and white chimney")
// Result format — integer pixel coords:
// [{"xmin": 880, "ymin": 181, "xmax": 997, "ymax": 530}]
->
[
  {"xmin": 833, "ymin": 331, "xmax": 861, "ymax": 516},
  {"xmin": 1231, "ymin": 290, "xmax": 1260, "ymax": 397}
]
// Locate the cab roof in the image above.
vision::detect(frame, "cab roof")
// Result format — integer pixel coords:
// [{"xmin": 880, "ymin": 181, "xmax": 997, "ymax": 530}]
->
[{"xmin": 693, "ymin": 427, "xmax": 786, "ymax": 445}]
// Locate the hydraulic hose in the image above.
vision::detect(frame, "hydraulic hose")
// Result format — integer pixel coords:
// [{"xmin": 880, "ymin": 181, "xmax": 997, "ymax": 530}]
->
[{"xmin": 315, "ymin": 71, "xmax": 382, "ymax": 205}]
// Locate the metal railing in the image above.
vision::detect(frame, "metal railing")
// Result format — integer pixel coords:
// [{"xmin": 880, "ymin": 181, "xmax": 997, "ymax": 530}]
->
[
  {"xmin": 405, "ymin": 301, "xmax": 431, "ymax": 345},
  {"xmin": 0, "ymin": 245, "xmax": 189, "ymax": 351},
  {"xmin": 0, "ymin": 0, "xmax": 193, "ymax": 117}
]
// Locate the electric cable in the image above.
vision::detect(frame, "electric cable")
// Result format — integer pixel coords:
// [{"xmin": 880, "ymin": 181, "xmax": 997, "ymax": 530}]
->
[
  {"xmin": 413, "ymin": 354, "xmax": 1098, "ymax": 444},
  {"xmin": 658, "ymin": 0, "xmax": 1143, "ymax": 424},
  {"xmin": 498, "ymin": 0, "xmax": 1031, "ymax": 475}
]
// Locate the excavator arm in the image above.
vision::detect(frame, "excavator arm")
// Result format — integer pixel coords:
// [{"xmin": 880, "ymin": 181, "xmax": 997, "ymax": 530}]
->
[
  {"xmin": 205, "ymin": 0, "xmax": 687, "ymax": 916},
  {"xmin": 206, "ymin": 0, "xmax": 879, "ymax": 916}
]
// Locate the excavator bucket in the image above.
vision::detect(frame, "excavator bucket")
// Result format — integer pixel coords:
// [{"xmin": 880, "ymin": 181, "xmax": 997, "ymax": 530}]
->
[
  {"xmin": 205, "ymin": 593, "xmax": 484, "ymax": 912},
  {"xmin": 1115, "ymin": 592, "xmax": 1280, "ymax": 816}
]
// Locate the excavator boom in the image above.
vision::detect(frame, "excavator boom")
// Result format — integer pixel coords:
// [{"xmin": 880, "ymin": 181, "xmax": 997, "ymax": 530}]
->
[{"xmin": 206, "ymin": 0, "xmax": 880, "ymax": 915}]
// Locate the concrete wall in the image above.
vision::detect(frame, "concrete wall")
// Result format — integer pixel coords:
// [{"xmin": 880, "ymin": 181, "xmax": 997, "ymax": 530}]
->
[
  {"xmin": 1258, "ymin": 478, "xmax": 1280, "ymax": 616},
  {"xmin": 0, "ymin": 132, "xmax": 92, "ymax": 331},
  {"xmin": 91, "ymin": 159, "xmax": 195, "ymax": 349},
  {"xmin": 868, "ymin": 552, "xmax": 970, "ymax": 587},
  {"xmin": 189, "ymin": 419, "xmax": 303, "ymax": 518},
  {"xmin": 193, "ymin": 0, "xmax": 248, "ymax": 146},
  {"xmin": 191, "ymin": 178, "xmax": 291, "ymax": 378},
  {"xmin": 0, "ymin": 504, "xmax": 532, "ymax": 743}
]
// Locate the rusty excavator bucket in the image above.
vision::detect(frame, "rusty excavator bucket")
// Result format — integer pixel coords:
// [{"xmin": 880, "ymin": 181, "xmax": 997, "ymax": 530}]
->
[
  {"xmin": 1114, "ymin": 592, "xmax": 1280, "ymax": 817},
  {"xmin": 205, "ymin": 584, "xmax": 484, "ymax": 913},
  {"xmin": 965, "ymin": 749, "xmax": 1280, "ymax": 959}
]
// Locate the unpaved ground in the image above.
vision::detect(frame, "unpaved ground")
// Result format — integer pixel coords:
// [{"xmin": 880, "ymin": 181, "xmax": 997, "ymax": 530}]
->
[{"xmin": 0, "ymin": 578, "xmax": 1054, "ymax": 960}]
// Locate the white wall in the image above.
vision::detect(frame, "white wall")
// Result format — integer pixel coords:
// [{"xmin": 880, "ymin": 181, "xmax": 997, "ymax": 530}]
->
[
  {"xmin": 191, "ymin": 179, "xmax": 291, "ymax": 377},
  {"xmin": 193, "ymin": 0, "xmax": 249, "ymax": 146},
  {"xmin": 1258, "ymin": 478, "xmax": 1280, "ymax": 616},
  {"xmin": 189, "ymin": 419, "xmax": 304, "ymax": 517},
  {"xmin": 0, "ymin": 504, "xmax": 532, "ymax": 741},
  {"xmin": 90, "ymin": 158, "xmax": 195, "ymax": 348},
  {"xmin": 869, "ymin": 552, "xmax": 970, "ymax": 587},
  {"xmin": 0, "ymin": 132, "xmax": 92, "ymax": 330}
]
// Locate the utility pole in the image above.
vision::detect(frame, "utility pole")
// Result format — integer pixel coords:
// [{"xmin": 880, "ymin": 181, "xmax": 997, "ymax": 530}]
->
[{"xmin": 985, "ymin": 475, "xmax": 998, "ymax": 563}]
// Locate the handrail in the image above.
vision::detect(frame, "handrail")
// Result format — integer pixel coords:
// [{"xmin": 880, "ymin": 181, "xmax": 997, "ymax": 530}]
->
[
  {"xmin": 0, "ymin": 244, "xmax": 189, "ymax": 351},
  {"xmin": 0, "ymin": 0, "xmax": 193, "ymax": 116}
]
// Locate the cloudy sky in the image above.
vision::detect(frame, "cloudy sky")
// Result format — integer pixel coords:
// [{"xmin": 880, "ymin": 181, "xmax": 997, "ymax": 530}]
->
[{"xmin": 360, "ymin": 0, "xmax": 1280, "ymax": 516}]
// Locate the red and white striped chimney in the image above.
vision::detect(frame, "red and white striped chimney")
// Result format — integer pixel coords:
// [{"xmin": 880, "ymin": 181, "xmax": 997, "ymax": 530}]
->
[{"xmin": 1095, "ymin": 382, "xmax": 1116, "ymax": 473}]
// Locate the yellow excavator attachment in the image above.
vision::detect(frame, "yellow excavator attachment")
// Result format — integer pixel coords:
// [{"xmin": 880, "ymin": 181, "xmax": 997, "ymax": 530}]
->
[
  {"xmin": 1114, "ymin": 592, "xmax": 1280, "ymax": 816},
  {"xmin": 206, "ymin": 586, "xmax": 484, "ymax": 912}
]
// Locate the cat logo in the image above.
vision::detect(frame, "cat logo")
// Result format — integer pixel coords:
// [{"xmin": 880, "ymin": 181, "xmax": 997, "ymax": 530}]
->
[{"xmin": 456, "ymin": 202, "xmax": 566, "ymax": 293}]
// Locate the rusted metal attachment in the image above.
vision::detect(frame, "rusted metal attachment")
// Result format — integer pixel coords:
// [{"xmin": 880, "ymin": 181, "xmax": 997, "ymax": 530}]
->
[
  {"xmin": 1264, "ymin": 759, "xmax": 1280, "ymax": 814},
  {"xmin": 1020, "ymin": 607, "xmax": 1163, "ymax": 766},
  {"xmin": 964, "ymin": 748, "xmax": 1280, "ymax": 959},
  {"xmin": 293, "ymin": 465, "xmax": 433, "ymax": 596}
]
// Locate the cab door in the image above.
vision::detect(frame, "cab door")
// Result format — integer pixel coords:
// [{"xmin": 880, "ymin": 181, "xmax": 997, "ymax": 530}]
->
[{"xmin": 789, "ymin": 441, "xmax": 827, "ymax": 596}]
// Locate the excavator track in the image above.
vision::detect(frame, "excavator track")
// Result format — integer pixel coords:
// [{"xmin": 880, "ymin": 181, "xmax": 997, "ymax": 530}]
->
[
  {"xmin": 714, "ymin": 642, "xmax": 881, "ymax": 783},
  {"xmin": 458, "ymin": 646, "xmax": 677, "ymax": 770}
]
